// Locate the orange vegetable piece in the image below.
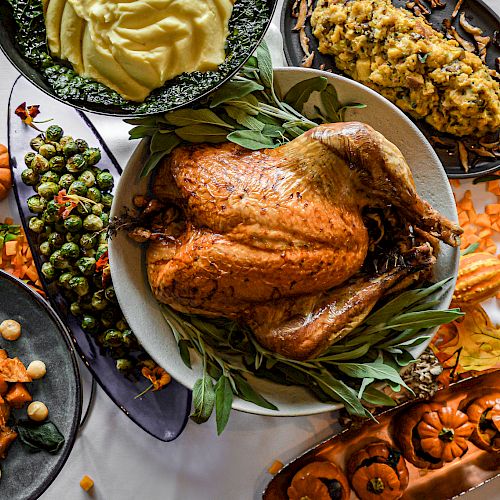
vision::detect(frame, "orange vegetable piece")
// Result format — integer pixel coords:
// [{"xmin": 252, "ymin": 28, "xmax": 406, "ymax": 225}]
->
[
  {"xmin": 474, "ymin": 213, "xmax": 491, "ymax": 228},
  {"xmin": 486, "ymin": 204, "xmax": 500, "ymax": 215},
  {"xmin": 0, "ymin": 401, "xmax": 10, "ymax": 427},
  {"xmin": 0, "ymin": 350, "xmax": 7, "ymax": 361},
  {"xmin": 4, "ymin": 382, "xmax": 32, "ymax": 408},
  {"xmin": 450, "ymin": 179, "xmax": 460, "ymax": 188},
  {"xmin": 80, "ymin": 475, "xmax": 94, "ymax": 492},
  {"xmin": 0, "ymin": 357, "xmax": 31, "ymax": 382},
  {"xmin": 268, "ymin": 460, "xmax": 284, "ymax": 475},
  {"xmin": 0, "ymin": 376, "xmax": 8, "ymax": 395},
  {"xmin": 0, "ymin": 427, "xmax": 17, "ymax": 459},
  {"xmin": 4, "ymin": 240, "xmax": 17, "ymax": 257}
]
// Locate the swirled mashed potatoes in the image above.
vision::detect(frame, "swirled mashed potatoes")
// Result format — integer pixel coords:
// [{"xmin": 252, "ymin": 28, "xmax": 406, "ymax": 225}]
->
[
  {"xmin": 43, "ymin": 0, "xmax": 234, "ymax": 102},
  {"xmin": 311, "ymin": 0, "xmax": 500, "ymax": 137}
]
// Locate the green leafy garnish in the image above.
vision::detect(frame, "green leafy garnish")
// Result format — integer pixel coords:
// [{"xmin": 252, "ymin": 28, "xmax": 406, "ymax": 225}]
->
[
  {"xmin": 163, "ymin": 278, "xmax": 463, "ymax": 434},
  {"xmin": 0, "ymin": 223, "xmax": 21, "ymax": 251},
  {"xmin": 127, "ymin": 42, "xmax": 367, "ymax": 177},
  {"xmin": 16, "ymin": 420, "xmax": 65, "ymax": 454}
]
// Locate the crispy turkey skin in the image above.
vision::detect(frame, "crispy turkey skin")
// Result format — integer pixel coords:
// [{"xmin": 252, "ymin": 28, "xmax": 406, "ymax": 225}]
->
[{"xmin": 146, "ymin": 122, "xmax": 461, "ymax": 360}]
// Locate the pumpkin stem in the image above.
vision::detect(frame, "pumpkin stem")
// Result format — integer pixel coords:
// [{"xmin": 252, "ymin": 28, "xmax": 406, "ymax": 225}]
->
[
  {"xmin": 368, "ymin": 477, "xmax": 385, "ymax": 494},
  {"xmin": 438, "ymin": 428, "xmax": 455, "ymax": 442}
]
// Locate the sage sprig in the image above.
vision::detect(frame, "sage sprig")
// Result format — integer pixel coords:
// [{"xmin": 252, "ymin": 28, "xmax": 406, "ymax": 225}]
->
[
  {"xmin": 126, "ymin": 42, "xmax": 366, "ymax": 177},
  {"xmin": 162, "ymin": 278, "xmax": 463, "ymax": 434}
]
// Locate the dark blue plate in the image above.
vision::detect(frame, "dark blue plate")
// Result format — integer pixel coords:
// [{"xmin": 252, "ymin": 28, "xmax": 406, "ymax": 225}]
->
[
  {"xmin": 0, "ymin": 269, "xmax": 81, "ymax": 500},
  {"xmin": 7, "ymin": 76, "xmax": 191, "ymax": 442}
]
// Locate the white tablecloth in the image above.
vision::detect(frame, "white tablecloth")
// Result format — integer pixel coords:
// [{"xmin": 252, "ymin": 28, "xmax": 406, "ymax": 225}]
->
[{"xmin": 0, "ymin": 1, "xmax": 499, "ymax": 499}]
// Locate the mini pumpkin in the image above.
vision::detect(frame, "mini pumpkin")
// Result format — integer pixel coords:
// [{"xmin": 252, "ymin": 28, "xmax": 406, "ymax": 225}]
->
[
  {"xmin": 462, "ymin": 393, "xmax": 500, "ymax": 452},
  {"xmin": 0, "ymin": 144, "xmax": 11, "ymax": 201},
  {"xmin": 396, "ymin": 403, "xmax": 473, "ymax": 469},
  {"xmin": 451, "ymin": 252, "xmax": 500, "ymax": 308},
  {"xmin": 287, "ymin": 461, "xmax": 350, "ymax": 500},
  {"xmin": 347, "ymin": 441, "xmax": 409, "ymax": 500}
]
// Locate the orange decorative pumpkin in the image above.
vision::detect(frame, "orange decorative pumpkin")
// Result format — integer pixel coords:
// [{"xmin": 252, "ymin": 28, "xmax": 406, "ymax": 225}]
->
[
  {"xmin": 451, "ymin": 252, "xmax": 500, "ymax": 308},
  {"xmin": 461, "ymin": 393, "xmax": 500, "ymax": 452},
  {"xmin": 347, "ymin": 441, "xmax": 409, "ymax": 500},
  {"xmin": 0, "ymin": 144, "xmax": 11, "ymax": 201},
  {"xmin": 287, "ymin": 461, "xmax": 350, "ymax": 500},
  {"xmin": 395, "ymin": 403, "xmax": 473, "ymax": 469}
]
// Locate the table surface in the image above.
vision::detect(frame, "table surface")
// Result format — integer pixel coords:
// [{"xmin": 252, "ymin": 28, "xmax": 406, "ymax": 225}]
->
[{"xmin": 0, "ymin": 1, "xmax": 499, "ymax": 499}]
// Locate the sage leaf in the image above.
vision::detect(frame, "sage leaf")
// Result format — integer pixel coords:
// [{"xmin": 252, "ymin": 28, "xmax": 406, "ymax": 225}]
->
[
  {"xmin": 233, "ymin": 374, "xmax": 277, "ymax": 410},
  {"xmin": 150, "ymin": 131, "xmax": 179, "ymax": 153},
  {"xmin": 316, "ymin": 343, "xmax": 370, "ymax": 361},
  {"xmin": 175, "ymin": 124, "xmax": 229, "ymax": 143},
  {"xmin": 224, "ymin": 106, "xmax": 265, "ymax": 131},
  {"xmin": 16, "ymin": 420, "xmax": 65, "ymax": 454},
  {"xmin": 357, "ymin": 377, "xmax": 374, "ymax": 399},
  {"xmin": 255, "ymin": 41, "xmax": 273, "ymax": 89},
  {"xmin": 339, "ymin": 103, "xmax": 367, "ymax": 120},
  {"xmin": 314, "ymin": 370, "xmax": 370, "ymax": 417},
  {"xmin": 337, "ymin": 361, "xmax": 408, "ymax": 387},
  {"xmin": 361, "ymin": 386, "xmax": 397, "ymax": 407},
  {"xmin": 165, "ymin": 109, "xmax": 234, "ymax": 129},
  {"xmin": 227, "ymin": 130, "xmax": 276, "ymax": 150},
  {"xmin": 178, "ymin": 339, "xmax": 192, "ymax": 369},
  {"xmin": 140, "ymin": 150, "xmax": 169, "ymax": 178},
  {"xmin": 129, "ymin": 125, "xmax": 156, "ymax": 140},
  {"xmin": 210, "ymin": 80, "xmax": 264, "ymax": 107},
  {"xmin": 215, "ymin": 376, "xmax": 233, "ymax": 435},
  {"xmin": 190, "ymin": 376, "xmax": 216, "ymax": 424},
  {"xmin": 320, "ymin": 85, "xmax": 341, "ymax": 122},
  {"xmin": 386, "ymin": 309, "xmax": 463, "ymax": 330},
  {"xmin": 284, "ymin": 77, "xmax": 329, "ymax": 113},
  {"xmin": 124, "ymin": 116, "xmax": 158, "ymax": 126},
  {"xmin": 461, "ymin": 242, "xmax": 479, "ymax": 256},
  {"xmin": 262, "ymin": 124, "xmax": 285, "ymax": 138}
]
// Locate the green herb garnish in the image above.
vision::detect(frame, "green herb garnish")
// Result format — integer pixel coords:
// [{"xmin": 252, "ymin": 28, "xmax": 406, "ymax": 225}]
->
[
  {"xmin": 162, "ymin": 278, "xmax": 462, "ymax": 434},
  {"xmin": 16, "ymin": 420, "xmax": 65, "ymax": 454}
]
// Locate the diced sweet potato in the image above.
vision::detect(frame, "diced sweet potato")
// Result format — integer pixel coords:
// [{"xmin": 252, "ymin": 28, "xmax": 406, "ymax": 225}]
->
[
  {"xmin": 0, "ymin": 376, "xmax": 7, "ymax": 395},
  {"xmin": 5, "ymin": 382, "xmax": 32, "ymax": 409},
  {"xmin": 0, "ymin": 402, "xmax": 10, "ymax": 427},
  {"xmin": 0, "ymin": 426, "xmax": 17, "ymax": 459},
  {"xmin": 0, "ymin": 350, "xmax": 7, "ymax": 361},
  {"xmin": 0, "ymin": 357, "xmax": 32, "ymax": 382}
]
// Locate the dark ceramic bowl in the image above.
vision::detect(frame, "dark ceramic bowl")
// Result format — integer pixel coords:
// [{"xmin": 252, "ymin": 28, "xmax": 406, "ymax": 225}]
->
[
  {"xmin": 281, "ymin": 0, "xmax": 500, "ymax": 179},
  {"xmin": 0, "ymin": 269, "xmax": 82, "ymax": 500},
  {"xmin": 0, "ymin": 0, "xmax": 277, "ymax": 116}
]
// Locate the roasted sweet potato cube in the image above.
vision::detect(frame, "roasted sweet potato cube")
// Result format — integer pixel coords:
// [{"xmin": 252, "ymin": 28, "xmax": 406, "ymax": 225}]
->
[
  {"xmin": 0, "ymin": 357, "xmax": 32, "ymax": 382},
  {"xmin": 0, "ymin": 426, "xmax": 17, "ymax": 459},
  {"xmin": 0, "ymin": 402, "xmax": 10, "ymax": 427},
  {"xmin": 5, "ymin": 382, "xmax": 32, "ymax": 409}
]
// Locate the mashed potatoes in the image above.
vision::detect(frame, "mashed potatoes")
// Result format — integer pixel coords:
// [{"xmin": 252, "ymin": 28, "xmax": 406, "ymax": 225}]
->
[
  {"xmin": 43, "ymin": 0, "xmax": 234, "ymax": 101},
  {"xmin": 312, "ymin": 0, "xmax": 500, "ymax": 137}
]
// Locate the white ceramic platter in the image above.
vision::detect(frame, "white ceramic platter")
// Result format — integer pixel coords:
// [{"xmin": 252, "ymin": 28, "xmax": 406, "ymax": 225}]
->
[{"xmin": 109, "ymin": 67, "xmax": 460, "ymax": 417}]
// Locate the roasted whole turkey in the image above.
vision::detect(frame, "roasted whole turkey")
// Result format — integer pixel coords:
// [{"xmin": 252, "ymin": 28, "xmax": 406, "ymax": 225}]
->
[{"xmin": 145, "ymin": 122, "xmax": 462, "ymax": 360}]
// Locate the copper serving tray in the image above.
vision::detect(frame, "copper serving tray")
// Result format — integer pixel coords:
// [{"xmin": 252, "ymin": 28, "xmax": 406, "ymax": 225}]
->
[{"xmin": 263, "ymin": 371, "xmax": 500, "ymax": 499}]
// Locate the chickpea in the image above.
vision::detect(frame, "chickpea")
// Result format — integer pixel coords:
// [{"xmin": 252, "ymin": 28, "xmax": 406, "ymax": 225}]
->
[
  {"xmin": 27, "ymin": 360, "xmax": 47, "ymax": 380},
  {"xmin": 0, "ymin": 319, "xmax": 21, "ymax": 341},
  {"xmin": 27, "ymin": 401, "xmax": 49, "ymax": 422}
]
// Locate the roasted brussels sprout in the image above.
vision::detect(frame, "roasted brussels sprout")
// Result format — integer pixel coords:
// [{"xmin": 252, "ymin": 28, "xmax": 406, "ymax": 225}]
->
[
  {"xmin": 59, "ymin": 173, "xmax": 75, "ymax": 190},
  {"xmin": 98, "ymin": 232, "xmax": 108, "ymax": 245},
  {"xmin": 64, "ymin": 214, "xmax": 83, "ymax": 233},
  {"xmin": 21, "ymin": 168, "xmax": 39, "ymax": 186},
  {"xmin": 96, "ymin": 171, "xmax": 114, "ymax": 191},
  {"xmin": 80, "ymin": 233, "xmax": 97, "ymax": 249},
  {"xmin": 59, "ymin": 136, "xmax": 74, "ymax": 149},
  {"xmin": 49, "ymin": 155, "xmax": 66, "ymax": 172},
  {"xmin": 42, "ymin": 209, "xmax": 59, "ymax": 224},
  {"xmin": 102, "ymin": 329, "xmax": 122, "ymax": 348},
  {"xmin": 63, "ymin": 140, "xmax": 79, "ymax": 158},
  {"xmin": 50, "ymin": 249, "xmax": 71, "ymax": 269},
  {"xmin": 104, "ymin": 286, "xmax": 117, "ymax": 303},
  {"xmin": 96, "ymin": 244, "xmax": 108, "ymax": 259},
  {"xmin": 58, "ymin": 271, "xmax": 76, "ymax": 289},
  {"xmin": 77, "ymin": 202, "xmax": 92, "ymax": 215},
  {"xmin": 116, "ymin": 358, "xmax": 133, "ymax": 372},
  {"xmin": 68, "ymin": 180, "xmax": 88, "ymax": 196},
  {"xmin": 31, "ymin": 154, "xmax": 50, "ymax": 173},
  {"xmin": 115, "ymin": 317, "xmax": 128, "ymax": 331},
  {"xmin": 99, "ymin": 213, "xmax": 109, "ymax": 226},
  {"xmin": 66, "ymin": 154, "xmax": 87, "ymax": 173},
  {"xmin": 27, "ymin": 195, "xmax": 47, "ymax": 213},
  {"xmin": 48, "ymin": 232, "xmax": 65, "ymax": 249},
  {"xmin": 39, "ymin": 241, "xmax": 51, "ymax": 256},
  {"xmin": 78, "ymin": 170, "xmax": 96, "ymax": 188},
  {"xmin": 83, "ymin": 214, "xmax": 104, "ymax": 232},
  {"xmin": 82, "ymin": 147, "xmax": 101, "ymax": 166},
  {"xmin": 100, "ymin": 309, "xmax": 116, "ymax": 329},
  {"xmin": 81, "ymin": 315, "xmax": 98, "ymax": 332},
  {"xmin": 65, "ymin": 232, "xmax": 80, "ymax": 243},
  {"xmin": 41, "ymin": 261, "xmax": 55, "ymax": 280},
  {"xmin": 87, "ymin": 187, "xmax": 101, "ymax": 203},
  {"xmin": 41, "ymin": 171, "xmax": 60, "ymax": 184},
  {"xmin": 37, "ymin": 181, "xmax": 59, "ymax": 200},
  {"xmin": 38, "ymin": 143, "xmax": 57, "ymax": 159},
  {"xmin": 68, "ymin": 276, "xmax": 90, "ymax": 297},
  {"xmin": 61, "ymin": 242, "xmax": 80, "ymax": 259},
  {"xmin": 76, "ymin": 256, "xmax": 96, "ymax": 276},
  {"xmin": 28, "ymin": 217, "xmax": 44, "ymax": 233},
  {"xmin": 91, "ymin": 289, "xmax": 109, "ymax": 311},
  {"xmin": 30, "ymin": 135, "xmax": 45, "ymax": 152},
  {"xmin": 24, "ymin": 152, "xmax": 36, "ymax": 167},
  {"xmin": 70, "ymin": 302, "xmax": 82, "ymax": 316},
  {"xmin": 101, "ymin": 193, "xmax": 113, "ymax": 208},
  {"xmin": 75, "ymin": 138, "xmax": 89, "ymax": 153},
  {"xmin": 45, "ymin": 125, "xmax": 64, "ymax": 142}
]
